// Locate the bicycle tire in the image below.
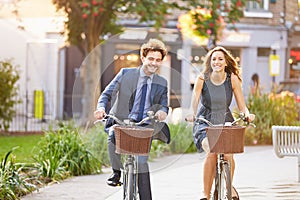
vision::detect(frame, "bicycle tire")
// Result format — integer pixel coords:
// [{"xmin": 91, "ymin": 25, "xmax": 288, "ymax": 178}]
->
[
  {"xmin": 123, "ymin": 164, "xmax": 128, "ymax": 199},
  {"xmin": 124, "ymin": 163, "xmax": 135, "ymax": 200},
  {"xmin": 213, "ymin": 161, "xmax": 232, "ymax": 200}
]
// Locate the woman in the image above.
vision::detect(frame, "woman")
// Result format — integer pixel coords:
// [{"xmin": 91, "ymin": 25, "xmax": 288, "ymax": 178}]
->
[
  {"xmin": 250, "ymin": 73, "xmax": 260, "ymax": 96},
  {"xmin": 186, "ymin": 46, "xmax": 255, "ymax": 200}
]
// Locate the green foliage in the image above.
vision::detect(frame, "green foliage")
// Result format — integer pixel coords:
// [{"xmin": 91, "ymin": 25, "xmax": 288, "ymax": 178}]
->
[
  {"xmin": 81, "ymin": 124, "xmax": 110, "ymax": 167},
  {"xmin": 246, "ymin": 93, "xmax": 300, "ymax": 145},
  {"xmin": 52, "ymin": 0, "xmax": 184, "ymax": 54},
  {"xmin": 0, "ymin": 60, "xmax": 21, "ymax": 131},
  {"xmin": 167, "ymin": 122, "xmax": 197, "ymax": 154},
  {"xmin": 33, "ymin": 122, "xmax": 101, "ymax": 182},
  {"xmin": 0, "ymin": 148, "xmax": 36, "ymax": 200},
  {"xmin": 178, "ymin": 0, "xmax": 258, "ymax": 46}
]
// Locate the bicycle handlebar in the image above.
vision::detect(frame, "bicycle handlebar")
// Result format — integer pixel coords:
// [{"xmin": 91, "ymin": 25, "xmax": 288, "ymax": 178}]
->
[
  {"xmin": 94, "ymin": 111, "xmax": 158, "ymax": 126},
  {"xmin": 193, "ymin": 113, "xmax": 256, "ymax": 127}
]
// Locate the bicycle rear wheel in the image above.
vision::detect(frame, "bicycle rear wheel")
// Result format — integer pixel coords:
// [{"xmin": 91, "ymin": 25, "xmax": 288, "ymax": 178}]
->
[{"xmin": 213, "ymin": 162, "xmax": 232, "ymax": 200}]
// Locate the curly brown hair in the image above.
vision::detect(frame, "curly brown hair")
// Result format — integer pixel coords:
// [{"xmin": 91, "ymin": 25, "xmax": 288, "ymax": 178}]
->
[
  {"xmin": 140, "ymin": 38, "xmax": 168, "ymax": 60},
  {"xmin": 202, "ymin": 46, "xmax": 241, "ymax": 81}
]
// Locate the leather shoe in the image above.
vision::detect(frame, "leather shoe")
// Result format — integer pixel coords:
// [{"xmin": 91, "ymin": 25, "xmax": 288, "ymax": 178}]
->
[{"xmin": 106, "ymin": 172, "xmax": 121, "ymax": 187}]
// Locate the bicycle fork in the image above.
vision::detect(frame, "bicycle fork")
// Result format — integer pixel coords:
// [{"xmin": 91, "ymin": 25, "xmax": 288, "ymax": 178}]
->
[
  {"xmin": 123, "ymin": 155, "xmax": 138, "ymax": 200},
  {"xmin": 214, "ymin": 154, "xmax": 232, "ymax": 200}
]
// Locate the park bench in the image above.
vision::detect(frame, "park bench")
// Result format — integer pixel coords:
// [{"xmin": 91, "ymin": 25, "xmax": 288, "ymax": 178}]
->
[{"xmin": 272, "ymin": 125, "xmax": 300, "ymax": 182}]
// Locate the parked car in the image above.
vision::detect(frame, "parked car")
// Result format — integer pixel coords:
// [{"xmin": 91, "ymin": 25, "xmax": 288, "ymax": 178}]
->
[{"xmin": 277, "ymin": 79, "xmax": 300, "ymax": 120}]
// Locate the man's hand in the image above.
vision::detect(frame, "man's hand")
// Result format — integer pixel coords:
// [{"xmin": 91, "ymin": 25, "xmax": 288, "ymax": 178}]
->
[
  {"xmin": 155, "ymin": 110, "xmax": 167, "ymax": 121},
  {"xmin": 94, "ymin": 109, "xmax": 106, "ymax": 120},
  {"xmin": 185, "ymin": 114, "xmax": 195, "ymax": 122}
]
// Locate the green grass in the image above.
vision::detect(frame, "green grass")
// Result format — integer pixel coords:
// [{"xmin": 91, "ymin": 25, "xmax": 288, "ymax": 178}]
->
[{"xmin": 0, "ymin": 134, "xmax": 43, "ymax": 163}]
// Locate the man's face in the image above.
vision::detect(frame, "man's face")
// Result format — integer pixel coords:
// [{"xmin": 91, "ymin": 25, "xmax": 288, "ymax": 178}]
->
[{"xmin": 141, "ymin": 51, "xmax": 163, "ymax": 75}]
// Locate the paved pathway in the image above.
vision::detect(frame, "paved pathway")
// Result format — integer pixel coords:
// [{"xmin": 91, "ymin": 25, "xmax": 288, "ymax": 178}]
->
[{"xmin": 22, "ymin": 146, "xmax": 300, "ymax": 200}]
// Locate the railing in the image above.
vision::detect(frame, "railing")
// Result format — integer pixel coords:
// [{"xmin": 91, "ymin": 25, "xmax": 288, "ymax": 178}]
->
[{"xmin": 4, "ymin": 92, "xmax": 57, "ymax": 133}]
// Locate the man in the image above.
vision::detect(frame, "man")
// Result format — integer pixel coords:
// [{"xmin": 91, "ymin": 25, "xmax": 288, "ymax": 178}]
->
[{"xmin": 94, "ymin": 38, "xmax": 170, "ymax": 200}]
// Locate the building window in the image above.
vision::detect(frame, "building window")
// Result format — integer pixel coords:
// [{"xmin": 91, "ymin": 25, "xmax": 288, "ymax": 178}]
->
[
  {"xmin": 257, "ymin": 48, "xmax": 271, "ymax": 57},
  {"xmin": 244, "ymin": 0, "xmax": 273, "ymax": 18},
  {"xmin": 245, "ymin": 0, "xmax": 265, "ymax": 11}
]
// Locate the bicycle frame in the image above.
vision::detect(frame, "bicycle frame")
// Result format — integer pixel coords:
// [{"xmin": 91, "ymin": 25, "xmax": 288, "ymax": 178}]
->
[
  {"xmin": 95, "ymin": 113, "xmax": 156, "ymax": 200},
  {"xmin": 213, "ymin": 154, "xmax": 232, "ymax": 200},
  {"xmin": 193, "ymin": 113, "xmax": 254, "ymax": 200},
  {"xmin": 123, "ymin": 154, "xmax": 138, "ymax": 200}
]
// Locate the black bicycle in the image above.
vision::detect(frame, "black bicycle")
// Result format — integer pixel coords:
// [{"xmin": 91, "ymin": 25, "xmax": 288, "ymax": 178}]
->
[
  {"xmin": 95, "ymin": 112, "xmax": 156, "ymax": 200},
  {"xmin": 195, "ymin": 114, "xmax": 255, "ymax": 200}
]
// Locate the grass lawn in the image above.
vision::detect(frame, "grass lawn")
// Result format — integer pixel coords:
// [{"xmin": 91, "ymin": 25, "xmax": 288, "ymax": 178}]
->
[{"xmin": 0, "ymin": 134, "xmax": 44, "ymax": 163}]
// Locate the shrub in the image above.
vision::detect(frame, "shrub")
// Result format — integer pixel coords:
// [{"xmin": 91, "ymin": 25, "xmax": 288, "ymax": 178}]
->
[
  {"xmin": 0, "ymin": 60, "xmax": 21, "ymax": 131},
  {"xmin": 167, "ymin": 122, "xmax": 197, "ymax": 153},
  {"xmin": 33, "ymin": 122, "xmax": 101, "ymax": 182},
  {"xmin": 0, "ymin": 148, "xmax": 36, "ymax": 200},
  {"xmin": 246, "ymin": 92, "xmax": 300, "ymax": 145},
  {"xmin": 81, "ymin": 124, "xmax": 110, "ymax": 167}
]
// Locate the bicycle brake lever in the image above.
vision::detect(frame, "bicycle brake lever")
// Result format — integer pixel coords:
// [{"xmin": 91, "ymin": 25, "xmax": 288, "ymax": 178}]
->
[{"xmin": 249, "ymin": 122, "xmax": 256, "ymax": 128}]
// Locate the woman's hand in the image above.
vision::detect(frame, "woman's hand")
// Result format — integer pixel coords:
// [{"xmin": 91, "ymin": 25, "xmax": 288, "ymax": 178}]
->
[
  {"xmin": 242, "ymin": 112, "xmax": 255, "ymax": 122},
  {"xmin": 247, "ymin": 113, "xmax": 255, "ymax": 122}
]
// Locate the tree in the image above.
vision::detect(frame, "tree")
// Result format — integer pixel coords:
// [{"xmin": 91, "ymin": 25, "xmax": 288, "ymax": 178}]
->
[
  {"xmin": 0, "ymin": 60, "xmax": 21, "ymax": 131},
  {"xmin": 51, "ymin": 0, "xmax": 184, "ymax": 124},
  {"xmin": 178, "ymin": 0, "xmax": 252, "ymax": 49},
  {"xmin": 51, "ymin": 0, "xmax": 253, "ymax": 124}
]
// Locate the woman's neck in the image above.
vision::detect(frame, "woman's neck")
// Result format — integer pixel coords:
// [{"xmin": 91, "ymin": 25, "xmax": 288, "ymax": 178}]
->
[{"xmin": 210, "ymin": 71, "xmax": 226, "ymax": 85}]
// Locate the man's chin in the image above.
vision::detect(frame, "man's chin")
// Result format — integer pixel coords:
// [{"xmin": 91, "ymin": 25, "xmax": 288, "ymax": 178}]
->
[{"xmin": 148, "ymin": 66, "xmax": 158, "ymax": 73}]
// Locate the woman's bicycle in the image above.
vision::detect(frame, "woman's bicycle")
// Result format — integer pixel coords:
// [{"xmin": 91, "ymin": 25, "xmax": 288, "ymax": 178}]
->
[
  {"xmin": 94, "ymin": 112, "xmax": 156, "ymax": 200},
  {"xmin": 195, "ymin": 114, "xmax": 255, "ymax": 200}
]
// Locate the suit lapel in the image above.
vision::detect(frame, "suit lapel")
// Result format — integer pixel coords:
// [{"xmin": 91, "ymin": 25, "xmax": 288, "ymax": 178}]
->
[{"xmin": 127, "ymin": 68, "xmax": 140, "ymax": 110}]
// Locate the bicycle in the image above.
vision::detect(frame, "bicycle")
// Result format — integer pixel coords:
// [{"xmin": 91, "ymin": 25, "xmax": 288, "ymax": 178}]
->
[
  {"xmin": 194, "ymin": 114, "xmax": 255, "ymax": 200},
  {"xmin": 94, "ymin": 112, "xmax": 156, "ymax": 200}
]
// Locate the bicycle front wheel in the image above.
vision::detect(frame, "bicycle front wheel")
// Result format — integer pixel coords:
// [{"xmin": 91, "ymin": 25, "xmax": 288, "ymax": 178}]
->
[
  {"xmin": 213, "ymin": 162, "xmax": 232, "ymax": 200},
  {"xmin": 123, "ymin": 163, "xmax": 135, "ymax": 200}
]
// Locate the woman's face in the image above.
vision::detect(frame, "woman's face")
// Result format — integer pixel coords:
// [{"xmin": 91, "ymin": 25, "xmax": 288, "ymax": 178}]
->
[{"xmin": 210, "ymin": 50, "xmax": 227, "ymax": 73}]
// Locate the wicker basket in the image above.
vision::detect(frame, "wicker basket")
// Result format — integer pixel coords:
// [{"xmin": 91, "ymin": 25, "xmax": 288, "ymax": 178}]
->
[
  {"xmin": 206, "ymin": 126, "xmax": 245, "ymax": 154},
  {"xmin": 114, "ymin": 126, "xmax": 154, "ymax": 155}
]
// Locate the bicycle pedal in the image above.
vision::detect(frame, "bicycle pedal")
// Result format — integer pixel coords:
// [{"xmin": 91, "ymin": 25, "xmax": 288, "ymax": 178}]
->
[
  {"xmin": 107, "ymin": 180, "xmax": 122, "ymax": 187},
  {"xmin": 116, "ymin": 182, "xmax": 122, "ymax": 186}
]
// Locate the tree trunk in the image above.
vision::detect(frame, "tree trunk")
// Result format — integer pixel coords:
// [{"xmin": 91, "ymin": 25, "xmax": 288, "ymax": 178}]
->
[{"xmin": 81, "ymin": 46, "xmax": 101, "ymax": 126}]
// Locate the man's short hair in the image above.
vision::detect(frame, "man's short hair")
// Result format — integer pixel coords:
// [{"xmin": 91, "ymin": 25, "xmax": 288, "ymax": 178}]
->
[{"xmin": 140, "ymin": 38, "xmax": 168, "ymax": 60}]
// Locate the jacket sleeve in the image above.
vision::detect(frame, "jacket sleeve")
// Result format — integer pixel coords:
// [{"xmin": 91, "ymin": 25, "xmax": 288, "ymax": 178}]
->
[{"xmin": 96, "ymin": 69, "xmax": 124, "ymax": 111}]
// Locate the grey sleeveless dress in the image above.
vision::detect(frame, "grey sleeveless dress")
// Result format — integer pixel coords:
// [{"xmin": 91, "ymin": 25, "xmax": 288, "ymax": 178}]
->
[{"xmin": 193, "ymin": 73, "xmax": 234, "ymax": 152}]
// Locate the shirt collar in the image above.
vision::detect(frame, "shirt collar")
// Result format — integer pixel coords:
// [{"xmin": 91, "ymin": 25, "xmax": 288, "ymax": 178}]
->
[{"xmin": 139, "ymin": 67, "xmax": 154, "ymax": 80}]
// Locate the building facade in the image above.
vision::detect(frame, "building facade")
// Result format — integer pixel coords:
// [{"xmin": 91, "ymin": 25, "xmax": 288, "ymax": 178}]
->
[
  {"xmin": 1, "ymin": 0, "xmax": 300, "ymax": 125},
  {"xmin": 99, "ymin": 0, "xmax": 300, "ymax": 118}
]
